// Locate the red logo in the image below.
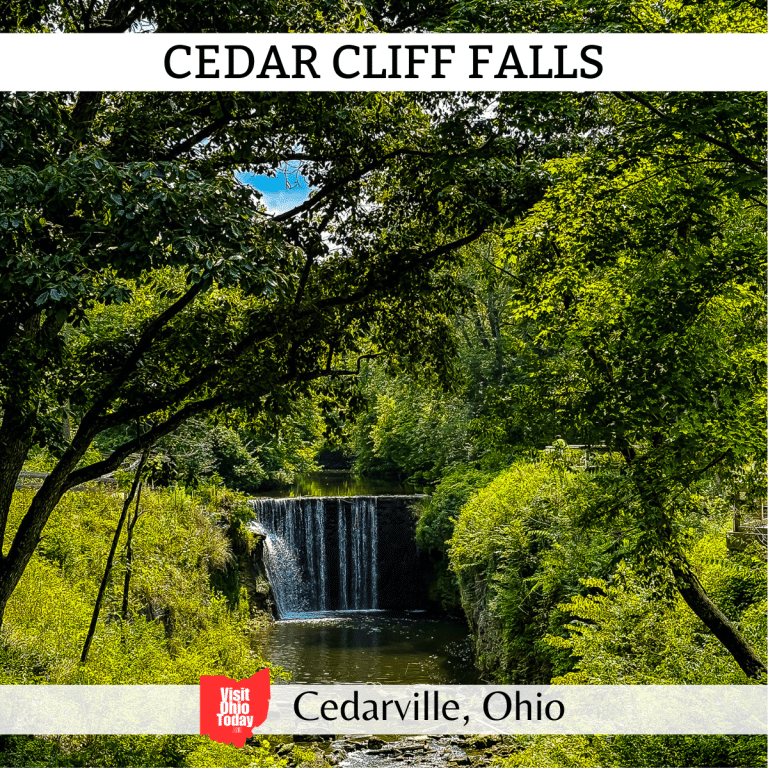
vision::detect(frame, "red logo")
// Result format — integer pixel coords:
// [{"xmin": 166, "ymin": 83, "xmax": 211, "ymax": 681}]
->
[{"xmin": 199, "ymin": 669, "xmax": 271, "ymax": 748}]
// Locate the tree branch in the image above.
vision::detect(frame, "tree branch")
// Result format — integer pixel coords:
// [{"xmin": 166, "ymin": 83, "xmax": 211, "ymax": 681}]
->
[
  {"xmin": 66, "ymin": 395, "xmax": 226, "ymax": 490},
  {"xmin": 271, "ymin": 145, "xmax": 483, "ymax": 223},
  {"xmin": 159, "ymin": 115, "xmax": 232, "ymax": 161},
  {"xmin": 77, "ymin": 280, "xmax": 205, "ymax": 435},
  {"xmin": 95, "ymin": 225, "xmax": 486, "ymax": 431},
  {"xmin": 620, "ymin": 92, "xmax": 763, "ymax": 174}
]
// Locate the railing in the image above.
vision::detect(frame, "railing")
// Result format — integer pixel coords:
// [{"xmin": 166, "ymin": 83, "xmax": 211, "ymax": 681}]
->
[
  {"xmin": 15, "ymin": 454, "xmax": 143, "ymax": 492},
  {"xmin": 542, "ymin": 442, "xmax": 609, "ymax": 472},
  {"xmin": 16, "ymin": 470, "xmax": 118, "ymax": 492},
  {"xmin": 727, "ymin": 502, "xmax": 767, "ymax": 553}
]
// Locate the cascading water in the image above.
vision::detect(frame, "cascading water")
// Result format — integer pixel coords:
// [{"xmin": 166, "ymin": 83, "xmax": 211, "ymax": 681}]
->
[
  {"xmin": 251, "ymin": 497, "xmax": 379, "ymax": 618},
  {"xmin": 250, "ymin": 494, "xmax": 477, "ymax": 689}
]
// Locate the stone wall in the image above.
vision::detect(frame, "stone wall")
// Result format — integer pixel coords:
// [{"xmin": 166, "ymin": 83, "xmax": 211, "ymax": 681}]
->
[{"xmin": 371, "ymin": 495, "xmax": 428, "ymax": 610}]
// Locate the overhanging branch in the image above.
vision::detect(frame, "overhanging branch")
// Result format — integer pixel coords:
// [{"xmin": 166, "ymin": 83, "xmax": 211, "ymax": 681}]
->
[{"xmin": 66, "ymin": 394, "xmax": 226, "ymax": 489}]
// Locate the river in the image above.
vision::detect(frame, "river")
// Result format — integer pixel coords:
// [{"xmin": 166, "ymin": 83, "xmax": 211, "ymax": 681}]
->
[
  {"xmin": 251, "ymin": 472, "xmax": 418, "ymax": 499},
  {"xmin": 251, "ymin": 479, "xmax": 487, "ymax": 767},
  {"xmin": 255, "ymin": 609, "xmax": 478, "ymax": 685}
]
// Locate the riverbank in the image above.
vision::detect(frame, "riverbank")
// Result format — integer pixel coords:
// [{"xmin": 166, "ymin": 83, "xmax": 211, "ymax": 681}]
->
[{"xmin": 0, "ymin": 484, "xmax": 283, "ymax": 766}]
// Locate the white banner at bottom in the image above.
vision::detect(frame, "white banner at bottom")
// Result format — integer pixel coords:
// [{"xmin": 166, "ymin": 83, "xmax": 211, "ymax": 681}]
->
[{"xmin": 1, "ymin": 685, "xmax": 765, "ymax": 736}]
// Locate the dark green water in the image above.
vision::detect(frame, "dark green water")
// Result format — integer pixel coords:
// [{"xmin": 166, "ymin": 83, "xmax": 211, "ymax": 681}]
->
[
  {"xmin": 252, "ymin": 472, "xmax": 418, "ymax": 499},
  {"xmin": 251, "ymin": 482, "xmax": 473, "ymax": 688},
  {"xmin": 256, "ymin": 610, "xmax": 479, "ymax": 685}
]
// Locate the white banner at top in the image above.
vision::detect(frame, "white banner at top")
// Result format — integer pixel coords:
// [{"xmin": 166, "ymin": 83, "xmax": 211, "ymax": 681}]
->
[{"xmin": 0, "ymin": 33, "xmax": 766, "ymax": 91}]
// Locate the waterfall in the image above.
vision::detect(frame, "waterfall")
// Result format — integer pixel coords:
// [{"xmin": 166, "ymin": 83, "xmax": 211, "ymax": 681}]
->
[
  {"xmin": 315, "ymin": 499, "xmax": 328, "ymax": 611},
  {"xmin": 251, "ymin": 497, "xmax": 379, "ymax": 618},
  {"xmin": 370, "ymin": 499, "xmax": 378, "ymax": 609},
  {"xmin": 338, "ymin": 500, "xmax": 348, "ymax": 610}
]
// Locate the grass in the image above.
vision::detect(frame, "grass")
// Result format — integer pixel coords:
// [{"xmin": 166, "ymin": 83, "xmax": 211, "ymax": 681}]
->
[{"xmin": 1, "ymin": 484, "xmax": 289, "ymax": 766}]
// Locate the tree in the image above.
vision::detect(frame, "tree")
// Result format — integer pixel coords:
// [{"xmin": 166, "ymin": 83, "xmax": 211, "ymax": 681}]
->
[
  {"xmin": 81, "ymin": 445, "xmax": 149, "ymax": 663},
  {"xmin": 504, "ymin": 92, "xmax": 766, "ymax": 678},
  {"xmin": 1, "ymin": 59, "xmax": 601, "ymax": 628},
  {"xmin": 347, "ymin": 235, "xmax": 554, "ymax": 482},
  {"xmin": 1, "ymin": 0, "xmax": 763, "ymax": 33}
]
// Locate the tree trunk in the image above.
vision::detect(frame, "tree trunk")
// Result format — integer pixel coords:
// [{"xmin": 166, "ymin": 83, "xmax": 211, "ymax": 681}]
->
[
  {"xmin": 121, "ymin": 481, "xmax": 144, "ymax": 622},
  {"xmin": 0, "ymin": 437, "xmax": 95, "ymax": 629},
  {"xmin": 0, "ymin": 391, "xmax": 223, "ymax": 630},
  {"xmin": 81, "ymin": 448, "xmax": 148, "ymax": 663},
  {"xmin": 673, "ymin": 564, "xmax": 766, "ymax": 681},
  {"xmin": 0, "ymin": 425, "xmax": 34, "ymax": 552},
  {"xmin": 0, "ymin": 315, "xmax": 42, "ymax": 551},
  {"xmin": 624, "ymin": 454, "xmax": 766, "ymax": 682},
  {"xmin": 62, "ymin": 399, "xmax": 71, "ymax": 443}
]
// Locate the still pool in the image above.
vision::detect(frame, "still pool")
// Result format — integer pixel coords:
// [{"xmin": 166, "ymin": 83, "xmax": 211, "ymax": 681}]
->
[
  {"xmin": 255, "ymin": 610, "xmax": 480, "ymax": 685},
  {"xmin": 251, "ymin": 472, "xmax": 418, "ymax": 499}
]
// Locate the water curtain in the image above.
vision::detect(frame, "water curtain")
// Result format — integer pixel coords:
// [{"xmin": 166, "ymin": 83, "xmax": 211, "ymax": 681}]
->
[{"xmin": 251, "ymin": 497, "xmax": 379, "ymax": 618}]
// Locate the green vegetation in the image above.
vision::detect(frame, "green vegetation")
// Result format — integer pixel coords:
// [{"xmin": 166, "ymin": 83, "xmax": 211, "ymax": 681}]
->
[
  {"xmin": 3, "ymin": 484, "xmax": 273, "ymax": 683},
  {"xmin": 445, "ymin": 456, "xmax": 766, "ymax": 766},
  {"xmin": 0, "ymin": 484, "xmax": 287, "ymax": 765},
  {"xmin": 1, "ymin": 3, "xmax": 766, "ymax": 767},
  {"xmin": 415, "ymin": 465, "xmax": 494, "ymax": 609},
  {"xmin": 497, "ymin": 734, "xmax": 767, "ymax": 768},
  {"xmin": 447, "ymin": 456, "xmax": 617, "ymax": 682},
  {"xmin": 445, "ymin": 455, "xmax": 766, "ymax": 686},
  {"xmin": 0, "ymin": 735, "xmax": 284, "ymax": 768},
  {"xmin": 119, "ymin": 407, "xmax": 324, "ymax": 494}
]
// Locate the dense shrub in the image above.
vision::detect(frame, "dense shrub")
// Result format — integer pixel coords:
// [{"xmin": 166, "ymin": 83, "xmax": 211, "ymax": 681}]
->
[
  {"xmin": 348, "ymin": 365, "xmax": 476, "ymax": 484},
  {"xmin": 447, "ymin": 455, "xmax": 766, "ymax": 688},
  {"xmin": 448, "ymin": 457, "xmax": 767, "ymax": 767},
  {"xmin": 448, "ymin": 457, "xmax": 628, "ymax": 683},
  {"xmin": 415, "ymin": 466, "xmax": 494, "ymax": 608},
  {"xmin": 547, "ymin": 526, "xmax": 767, "ymax": 685},
  {"xmin": 0, "ymin": 735, "xmax": 287, "ymax": 767},
  {"xmin": 498, "ymin": 734, "xmax": 767, "ymax": 768},
  {"xmin": 94, "ymin": 399, "xmax": 324, "ymax": 495}
]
